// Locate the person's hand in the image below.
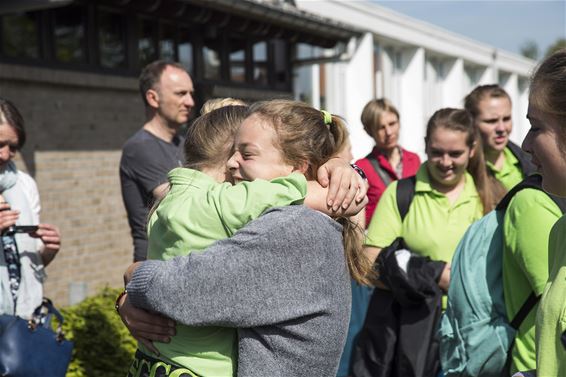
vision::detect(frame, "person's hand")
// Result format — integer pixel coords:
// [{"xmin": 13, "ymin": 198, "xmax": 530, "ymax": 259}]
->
[
  {"xmin": 317, "ymin": 158, "xmax": 368, "ymax": 211},
  {"xmin": 117, "ymin": 292, "xmax": 176, "ymax": 355},
  {"xmin": 0, "ymin": 202, "xmax": 19, "ymax": 233},
  {"xmin": 438, "ymin": 262, "xmax": 451, "ymax": 292},
  {"xmin": 33, "ymin": 223, "xmax": 61, "ymax": 266}
]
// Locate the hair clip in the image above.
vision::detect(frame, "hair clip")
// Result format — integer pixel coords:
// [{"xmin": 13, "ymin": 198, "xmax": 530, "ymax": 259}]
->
[{"xmin": 321, "ymin": 110, "xmax": 332, "ymax": 126}]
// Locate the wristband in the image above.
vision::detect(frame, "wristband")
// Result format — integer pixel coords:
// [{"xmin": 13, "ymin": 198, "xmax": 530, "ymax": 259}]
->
[
  {"xmin": 350, "ymin": 164, "xmax": 367, "ymax": 180},
  {"xmin": 114, "ymin": 289, "xmax": 127, "ymax": 315}
]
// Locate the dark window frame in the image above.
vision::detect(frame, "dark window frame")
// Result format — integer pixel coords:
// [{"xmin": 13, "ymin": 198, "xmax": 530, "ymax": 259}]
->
[{"xmin": 0, "ymin": 3, "xmax": 295, "ymax": 91}]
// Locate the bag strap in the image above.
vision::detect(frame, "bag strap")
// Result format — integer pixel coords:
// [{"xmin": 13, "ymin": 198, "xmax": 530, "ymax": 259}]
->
[
  {"xmin": 507, "ymin": 141, "xmax": 537, "ymax": 177},
  {"xmin": 396, "ymin": 176, "xmax": 416, "ymax": 221},
  {"xmin": 32, "ymin": 298, "xmax": 64, "ymax": 327},
  {"xmin": 496, "ymin": 174, "xmax": 543, "ymax": 211},
  {"xmin": 367, "ymin": 153, "xmax": 393, "ymax": 187},
  {"xmin": 504, "ymin": 292, "xmax": 542, "ymax": 374},
  {"xmin": 496, "ymin": 174, "xmax": 566, "ymax": 214},
  {"xmin": 510, "ymin": 292, "xmax": 540, "ymax": 330}
]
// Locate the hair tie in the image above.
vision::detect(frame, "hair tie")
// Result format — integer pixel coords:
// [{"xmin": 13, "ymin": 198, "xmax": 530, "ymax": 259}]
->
[{"xmin": 321, "ymin": 110, "xmax": 333, "ymax": 126}]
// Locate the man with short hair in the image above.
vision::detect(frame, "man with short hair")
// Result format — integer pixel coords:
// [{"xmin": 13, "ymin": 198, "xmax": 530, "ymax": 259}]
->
[{"xmin": 120, "ymin": 60, "xmax": 194, "ymax": 261}]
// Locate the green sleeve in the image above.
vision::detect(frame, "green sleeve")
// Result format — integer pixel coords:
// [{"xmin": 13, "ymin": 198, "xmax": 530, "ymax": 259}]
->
[
  {"xmin": 504, "ymin": 189, "xmax": 562, "ymax": 295},
  {"xmin": 365, "ymin": 181, "xmax": 402, "ymax": 248},
  {"xmin": 210, "ymin": 172, "xmax": 307, "ymax": 236}
]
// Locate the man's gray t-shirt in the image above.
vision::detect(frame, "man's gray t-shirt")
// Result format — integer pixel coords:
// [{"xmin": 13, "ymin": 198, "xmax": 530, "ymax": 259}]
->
[{"xmin": 119, "ymin": 129, "xmax": 184, "ymax": 261}]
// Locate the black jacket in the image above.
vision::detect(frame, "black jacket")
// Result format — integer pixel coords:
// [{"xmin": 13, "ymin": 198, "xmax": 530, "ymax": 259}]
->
[{"xmin": 352, "ymin": 242, "xmax": 445, "ymax": 377}]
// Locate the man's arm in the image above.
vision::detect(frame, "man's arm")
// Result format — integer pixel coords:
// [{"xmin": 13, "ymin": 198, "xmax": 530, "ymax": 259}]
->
[{"xmin": 127, "ymin": 207, "xmax": 344, "ymax": 328}]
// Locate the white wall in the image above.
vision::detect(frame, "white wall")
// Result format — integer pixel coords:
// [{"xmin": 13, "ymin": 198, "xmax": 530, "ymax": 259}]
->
[
  {"xmin": 341, "ymin": 33, "xmax": 375, "ymax": 160},
  {"xmin": 295, "ymin": 0, "xmax": 537, "ymax": 159}
]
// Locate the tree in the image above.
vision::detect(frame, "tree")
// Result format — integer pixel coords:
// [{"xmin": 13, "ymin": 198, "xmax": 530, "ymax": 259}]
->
[
  {"xmin": 546, "ymin": 38, "xmax": 566, "ymax": 57},
  {"xmin": 520, "ymin": 40, "xmax": 539, "ymax": 60}
]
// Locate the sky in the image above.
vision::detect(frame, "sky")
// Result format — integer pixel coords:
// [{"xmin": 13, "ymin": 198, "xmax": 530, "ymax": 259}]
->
[{"xmin": 373, "ymin": 0, "xmax": 566, "ymax": 58}]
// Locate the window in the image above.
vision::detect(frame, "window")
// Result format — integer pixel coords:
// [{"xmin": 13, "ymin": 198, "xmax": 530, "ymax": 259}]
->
[
  {"xmin": 178, "ymin": 29, "xmax": 193, "ymax": 74},
  {"xmin": 253, "ymin": 41, "xmax": 268, "ymax": 85},
  {"xmin": 2, "ymin": 12, "xmax": 40, "ymax": 59},
  {"xmin": 98, "ymin": 10, "xmax": 126, "ymax": 68},
  {"xmin": 203, "ymin": 38, "xmax": 221, "ymax": 80},
  {"xmin": 53, "ymin": 6, "xmax": 86, "ymax": 63},
  {"xmin": 138, "ymin": 18, "xmax": 157, "ymax": 68},
  {"xmin": 229, "ymin": 39, "xmax": 246, "ymax": 82},
  {"xmin": 159, "ymin": 23, "xmax": 176, "ymax": 61}
]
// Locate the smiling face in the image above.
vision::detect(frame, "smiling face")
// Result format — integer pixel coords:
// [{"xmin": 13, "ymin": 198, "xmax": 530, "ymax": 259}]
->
[
  {"xmin": 475, "ymin": 96, "xmax": 512, "ymax": 155},
  {"xmin": 150, "ymin": 65, "xmax": 195, "ymax": 127},
  {"xmin": 374, "ymin": 110, "xmax": 400, "ymax": 151},
  {"xmin": 523, "ymin": 103, "xmax": 566, "ymax": 197},
  {"xmin": 227, "ymin": 114, "xmax": 296, "ymax": 183},
  {"xmin": 426, "ymin": 127, "xmax": 474, "ymax": 189}
]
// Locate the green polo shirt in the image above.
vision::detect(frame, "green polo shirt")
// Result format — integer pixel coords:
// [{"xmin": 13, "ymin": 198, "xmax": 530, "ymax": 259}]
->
[
  {"xmin": 536, "ymin": 215, "xmax": 566, "ymax": 377},
  {"xmin": 502, "ymin": 189, "xmax": 562, "ymax": 374},
  {"xmin": 365, "ymin": 163, "xmax": 483, "ymax": 262},
  {"xmin": 145, "ymin": 167, "xmax": 307, "ymax": 376},
  {"xmin": 486, "ymin": 146, "xmax": 525, "ymax": 190}
]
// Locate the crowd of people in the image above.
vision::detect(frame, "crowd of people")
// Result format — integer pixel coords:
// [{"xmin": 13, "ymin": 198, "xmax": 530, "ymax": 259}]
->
[{"xmin": 1, "ymin": 49, "xmax": 565, "ymax": 377}]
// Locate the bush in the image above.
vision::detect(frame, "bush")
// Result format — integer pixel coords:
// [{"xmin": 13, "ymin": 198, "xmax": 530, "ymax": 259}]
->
[{"xmin": 61, "ymin": 287, "xmax": 136, "ymax": 377}]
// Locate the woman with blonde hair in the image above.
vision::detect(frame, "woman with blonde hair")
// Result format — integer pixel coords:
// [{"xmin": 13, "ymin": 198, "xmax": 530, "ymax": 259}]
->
[{"xmin": 340, "ymin": 98, "xmax": 420, "ymax": 376}]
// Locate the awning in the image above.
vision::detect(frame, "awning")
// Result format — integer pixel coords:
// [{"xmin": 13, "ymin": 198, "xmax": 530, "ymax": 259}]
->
[
  {"xmin": 0, "ymin": 0, "xmax": 72, "ymax": 14},
  {"xmin": 0, "ymin": 0, "xmax": 362, "ymax": 48},
  {"xmin": 179, "ymin": 0, "xmax": 362, "ymax": 48}
]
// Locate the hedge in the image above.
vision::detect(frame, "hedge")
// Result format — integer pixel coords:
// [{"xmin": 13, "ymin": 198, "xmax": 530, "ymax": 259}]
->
[{"xmin": 60, "ymin": 287, "xmax": 137, "ymax": 377}]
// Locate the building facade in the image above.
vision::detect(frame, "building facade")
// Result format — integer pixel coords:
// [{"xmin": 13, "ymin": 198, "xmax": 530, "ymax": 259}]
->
[
  {"xmin": 0, "ymin": 0, "xmax": 536, "ymax": 306},
  {"xmin": 295, "ymin": 0, "xmax": 536, "ymax": 160},
  {"xmin": 0, "ymin": 0, "xmax": 358, "ymax": 306}
]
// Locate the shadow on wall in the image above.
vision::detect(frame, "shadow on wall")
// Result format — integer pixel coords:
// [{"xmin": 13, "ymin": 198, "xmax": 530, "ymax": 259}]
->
[{"xmin": 2, "ymin": 81, "xmax": 146, "ymax": 177}]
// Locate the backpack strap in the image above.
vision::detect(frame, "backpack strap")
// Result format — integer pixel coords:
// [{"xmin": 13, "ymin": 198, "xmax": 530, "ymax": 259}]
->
[
  {"xmin": 496, "ymin": 174, "xmax": 544, "ymax": 211},
  {"xmin": 396, "ymin": 176, "xmax": 416, "ymax": 221},
  {"xmin": 504, "ymin": 292, "xmax": 542, "ymax": 374},
  {"xmin": 367, "ymin": 153, "xmax": 393, "ymax": 187},
  {"xmin": 510, "ymin": 292, "xmax": 540, "ymax": 330},
  {"xmin": 507, "ymin": 141, "xmax": 537, "ymax": 177},
  {"xmin": 496, "ymin": 173, "xmax": 566, "ymax": 214}
]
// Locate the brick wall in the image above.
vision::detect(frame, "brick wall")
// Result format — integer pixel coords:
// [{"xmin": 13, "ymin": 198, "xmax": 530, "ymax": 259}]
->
[{"xmin": 0, "ymin": 63, "xmax": 144, "ymax": 306}]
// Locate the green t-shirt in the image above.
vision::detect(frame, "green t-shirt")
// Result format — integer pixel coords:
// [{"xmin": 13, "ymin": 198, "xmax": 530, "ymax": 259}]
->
[
  {"xmin": 144, "ymin": 168, "xmax": 307, "ymax": 376},
  {"xmin": 502, "ymin": 189, "xmax": 561, "ymax": 373},
  {"xmin": 365, "ymin": 163, "xmax": 483, "ymax": 262},
  {"xmin": 486, "ymin": 146, "xmax": 525, "ymax": 190},
  {"xmin": 536, "ymin": 215, "xmax": 566, "ymax": 377}
]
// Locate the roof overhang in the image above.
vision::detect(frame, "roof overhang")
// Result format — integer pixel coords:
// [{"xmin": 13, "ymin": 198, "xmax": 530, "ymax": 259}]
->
[
  {"xmin": 0, "ymin": 0, "xmax": 362, "ymax": 49},
  {"xmin": 179, "ymin": 0, "xmax": 362, "ymax": 48},
  {"xmin": 0, "ymin": 0, "xmax": 72, "ymax": 14}
]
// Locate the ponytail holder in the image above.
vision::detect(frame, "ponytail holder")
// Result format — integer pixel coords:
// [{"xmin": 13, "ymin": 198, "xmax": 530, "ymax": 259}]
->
[{"xmin": 321, "ymin": 110, "xmax": 332, "ymax": 126}]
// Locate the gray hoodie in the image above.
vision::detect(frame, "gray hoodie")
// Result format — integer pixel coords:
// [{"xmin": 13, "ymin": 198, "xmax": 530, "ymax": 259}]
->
[{"xmin": 127, "ymin": 206, "xmax": 351, "ymax": 377}]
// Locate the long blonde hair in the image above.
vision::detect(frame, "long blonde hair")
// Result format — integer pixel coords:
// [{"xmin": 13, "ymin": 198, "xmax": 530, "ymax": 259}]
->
[{"xmin": 248, "ymin": 100, "xmax": 375, "ymax": 285}]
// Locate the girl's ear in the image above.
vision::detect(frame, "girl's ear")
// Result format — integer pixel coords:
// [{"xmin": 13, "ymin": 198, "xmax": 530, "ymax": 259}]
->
[
  {"xmin": 469, "ymin": 141, "xmax": 477, "ymax": 159},
  {"xmin": 293, "ymin": 160, "xmax": 309, "ymax": 174}
]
